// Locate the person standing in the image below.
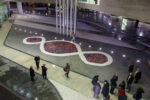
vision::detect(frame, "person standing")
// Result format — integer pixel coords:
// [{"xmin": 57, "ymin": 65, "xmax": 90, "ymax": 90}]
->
[
  {"xmin": 133, "ymin": 87, "xmax": 144, "ymax": 100},
  {"xmin": 128, "ymin": 64, "xmax": 134, "ymax": 73},
  {"xmin": 64, "ymin": 63, "xmax": 70, "ymax": 78},
  {"xmin": 102, "ymin": 80, "xmax": 109, "ymax": 100},
  {"xmin": 93, "ymin": 82, "xmax": 101, "ymax": 99},
  {"xmin": 119, "ymin": 80, "xmax": 126, "ymax": 90},
  {"xmin": 134, "ymin": 68, "xmax": 142, "ymax": 83},
  {"xmin": 71, "ymin": 32, "xmax": 76, "ymax": 42},
  {"xmin": 29, "ymin": 66, "xmax": 35, "ymax": 81},
  {"xmin": 34, "ymin": 56, "xmax": 40, "ymax": 70},
  {"xmin": 110, "ymin": 76, "xmax": 117, "ymax": 94},
  {"xmin": 118, "ymin": 88, "xmax": 126, "ymax": 100},
  {"xmin": 92, "ymin": 75, "xmax": 99, "ymax": 85},
  {"xmin": 41, "ymin": 64, "xmax": 47, "ymax": 79},
  {"xmin": 113, "ymin": 73, "xmax": 118, "ymax": 82},
  {"xmin": 126, "ymin": 73, "xmax": 134, "ymax": 92}
]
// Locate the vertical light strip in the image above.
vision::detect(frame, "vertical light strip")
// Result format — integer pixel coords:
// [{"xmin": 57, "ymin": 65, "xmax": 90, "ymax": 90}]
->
[
  {"xmin": 56, "ymin": 0, "xmax": 58, "ymax": 34},
  {"xmin": 66, "ymin": 0, "xmax": 69, "ymax": 36},
  {"xmin": 62, "ymin": 0, "xmax": 65, "ymax": 35},
  {"xmin": 70, "ymin": 0, "xmax": 73, "ymax": 37},
  {"xmin": 74, "ymin": 0, "xmax": 77, "ymax": 35},
  {"xmin": 17, "ymin": 2, "xmax": 23, "ymax": 14},
  {"xmin": 64, "ymin": 0, "xmax": 67, "ymax": 33},
  {"xmin": 59, "ymin": 0, "xmax": 61, "ymax": 34}
]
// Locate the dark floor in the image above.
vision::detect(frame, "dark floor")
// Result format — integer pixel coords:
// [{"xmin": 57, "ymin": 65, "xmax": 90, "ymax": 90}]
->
[
  {"xmin": 4, "ymin": 24, "xmax": 150, "ymax": 100},
  {"xmin": 0, "ymin": 56, "xmax": 62, "ymax": 100},
  {"xmin": 0, "ymin": 84, "xmax": 21, "ymax": 100}
]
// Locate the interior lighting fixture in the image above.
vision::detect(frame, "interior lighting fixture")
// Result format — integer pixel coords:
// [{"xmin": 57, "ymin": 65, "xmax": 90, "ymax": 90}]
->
[
  {"xmin": 52, "ymin": 64, "xmax": 56, "ymax": 67},
  {"xmin": 54, "ymin": 37, "xmax": 57, "ymax": 40},
  {"xmin": 88, "ymin": 45, "xmax": 92, "ymax": 48},
  {"xmin": 24, "ymin": 30, "xmax": 27, "ymax": 33},
  {"xmin": 35, "ymin": 32, "xmax": 37, "ymax": 35},
  {"xmin": 136, "ymin": 59, "xmax": 140, "ymax": 63},
  {"xmin": 139, "ymin": 32, "xmax": 144, "ymax": 37},
  {"xmin": 99, "ymin": 47, "xmax": 102, "ymax": 50},
  {"xmin": 110, "ymin": 50, "xmax": 114, "ymax": 54},
  {"xmin": 122, "ymin": 54, "xmax": 126, "ymax": 58},
  {"xmin": 79, "ymin": 42, "xmax": 82, "ymax": 45},
  {"xmin": 19, "ymin": 28, "xmax": 22, "ymax": 31}
]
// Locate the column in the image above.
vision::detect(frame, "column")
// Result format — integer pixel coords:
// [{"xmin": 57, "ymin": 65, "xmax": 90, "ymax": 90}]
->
[
  {"xmin": 56, "ymin": 0, "xmax": 77, "ymax": 36},
  {"xmin": 7, "ymin": 2, "xmax": 11, "ymax": 11},
  {"xmin": 17, "ymin": 2, "xmax": 23, "ymax": 14},
  {"xmin": 59, "ymin": 0, "xmax": 62, "ymax": 34},
  {"xmin": 70, "ymin": 0, "xmax": 73, "ymax": 36},
  {"xmin": 56, "ymin": 0, "xmax": 58, "ymax": 34},
  {"xmin": 73, "ymin": 0, "xmax": 77, "ymax": 35}
]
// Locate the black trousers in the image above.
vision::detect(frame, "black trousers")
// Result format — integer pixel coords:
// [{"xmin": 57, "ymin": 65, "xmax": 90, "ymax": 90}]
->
[{"xmin": 36, "ymin": 62, "xmax": 39, "ymax": 69}]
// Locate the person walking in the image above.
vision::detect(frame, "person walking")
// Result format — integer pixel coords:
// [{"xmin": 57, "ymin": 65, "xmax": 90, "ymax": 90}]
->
[
  {"xmin": 118, "ymin": 88, "xmax": 127, "ymax": 100},
  {"xmin": 34, "ymin": 56, "xmax": 40, "ymax": 70},
  {"xmin": 64, "ymin": 63, "xmax": 70, "ymax": 78},
  {"xmin": 71, "ymin": 32, "xmax": 76, "ymax": 42},
  {"xmin": 92, "ymin": 75, "xmax": 99, "ymax": 85},
  {"xmin": 119, "ymin": 80, "xmax": 126, "ymax": 90},
  {"xmin": 110, "ymin": 76, "xmax": 117, "ymax": 94},
  {"xmin": 134, "ymin": 68, "xmax": 142, "ymax": 83},
  {"xmin": 128, "ymin": 64, "xmax": 134, "ymax": 73},
  {"xmin": 102, "ymin": 80, "xmax": 109, "ymax": 100},
  {"xmin": 133, "ymin": 87, "xmax": 144, "ymax": 100},
  {"xmin": 29, "ymin": 66, "xmax": 35, "ymax": 81},
  {"xmin": 41, "ymin": 64, "xmax": 47, "ymax": 79},
  {"xmin": 126, "ymin": 73, "xmax": 134, "ymax": 92},
  {"xmin": 93, "ymin": 82, "xmax": 101, "ymax": 99}
]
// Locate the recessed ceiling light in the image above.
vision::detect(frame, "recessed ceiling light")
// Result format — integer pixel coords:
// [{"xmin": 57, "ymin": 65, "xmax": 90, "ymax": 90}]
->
[
  {"xmin": 110, "ymin": 50, "xmax": 114, "ymax": 54},
  {"xmin": 99, "ymin": 47, "xmax": 102, "ymax": 50},
  {"xmin": 88, "ymin": 45, "xmax": 91, "ymax": 48},
  {"xmin": 136, "ymin": 59, "xmax": 140, "ymax": 63},
  {"xmin": 122, "ymin": 54, "xmax": 126, "ymax": 58}
]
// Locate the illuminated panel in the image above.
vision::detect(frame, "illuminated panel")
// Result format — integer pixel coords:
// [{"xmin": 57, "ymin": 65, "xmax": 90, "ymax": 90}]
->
[{"xmin": 121, "ymin": 18, "xmax": 127, "ymax": 30}]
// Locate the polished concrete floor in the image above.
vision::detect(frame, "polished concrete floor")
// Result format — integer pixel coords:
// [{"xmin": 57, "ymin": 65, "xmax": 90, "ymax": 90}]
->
[
  {"xmin": 5, "ymin": 19, "xmax": 150, "ymax": 99},
  {"xmin": 0, "ymin": 15, "xmax": 148, "ymax": 100}
]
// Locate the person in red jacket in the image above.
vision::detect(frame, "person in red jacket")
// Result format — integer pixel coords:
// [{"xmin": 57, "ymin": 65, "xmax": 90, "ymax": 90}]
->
[{"xmin": 118, "ymin": 89, "xmax": 127, "ymax": 100}]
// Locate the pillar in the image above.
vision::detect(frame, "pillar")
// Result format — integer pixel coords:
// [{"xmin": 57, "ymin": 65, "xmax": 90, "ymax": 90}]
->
[
  {"xmin": 7, "ymin": 2, "xmax": 11, "ymax": 11},
  {"xmin": 17, "ymin": 2, "xmax": 23, "ymax": 14},
  {"xmin": 56, "ymin": 0, "xmax": 77, "ymax": 37}
]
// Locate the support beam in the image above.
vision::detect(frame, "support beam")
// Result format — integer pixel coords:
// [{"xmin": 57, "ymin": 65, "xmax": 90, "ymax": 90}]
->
[
  {"xmin": 56, "ymin": 0, "xmax": 58, "ymax": 34},
  {"xmin": 56, "ymin": 0, "xmax": 77, "ymax": 36},
  {"xmin": 17, "ymin": 2, "xmax": 23, "ymax": 14}
]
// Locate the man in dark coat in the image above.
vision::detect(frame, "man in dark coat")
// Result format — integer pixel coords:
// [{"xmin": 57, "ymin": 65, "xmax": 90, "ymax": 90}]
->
[
  {"xmin": 128, "ymin": 64, "xmax": 134, "ymax": 73},
  {"xmin": 110, "ymin": 76, "xmax": 117, "ymax": 94},
  {"xmin": 41, "ymin": 64, "xmax": 47, "ymax": 79},
  {"xmin": 29, "ymin": 66, "xmax": 35, "ymax": 81},
  {"xmin": 134, "ymin": 68, "xmax": 142, "ymax": 83},
  {"xmin": 92, "ymin": 75, "xmax": 99, "ymax": 85},
  {"xmin": 126, "ymin": 73, "xmax": 134, "ymax": 92},
  {"xmin": 133, "ymin": 87, "xmax": 144, "ymax": 100},
  {"xmin": 102, "ymin": 80, "xmax": 109, "ymax": 99},
  {"xmin": 34, "ymin": 56, "xmax": 40, "ymax": 70}
]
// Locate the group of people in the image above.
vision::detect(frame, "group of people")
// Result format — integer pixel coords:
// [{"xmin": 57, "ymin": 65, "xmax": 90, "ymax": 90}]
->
[
  {"xmin": 30, "ymin": 56, "xmax": 144, "ymax": 100},
  {"xmin": 29, "ymin": 56, "xmax": 48, "ymax": 81},
  {"xmin": 30, "ymin": 56, "xmax": 71, "ymax": 81},
  {"xmin": 92, "ymin": 64, "xmax": 144, "ymax": 100}
]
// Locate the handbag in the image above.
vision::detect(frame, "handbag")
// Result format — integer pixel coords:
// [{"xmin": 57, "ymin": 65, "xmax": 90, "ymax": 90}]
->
[{"xmin": 63, "ymin": 67, "xmax": 66, "ymax": 72}]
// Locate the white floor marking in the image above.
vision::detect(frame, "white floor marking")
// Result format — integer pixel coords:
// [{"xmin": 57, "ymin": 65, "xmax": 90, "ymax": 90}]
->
[{"xmin": 23, "ymin": 36, "xmax": 113, "ymax": 67}]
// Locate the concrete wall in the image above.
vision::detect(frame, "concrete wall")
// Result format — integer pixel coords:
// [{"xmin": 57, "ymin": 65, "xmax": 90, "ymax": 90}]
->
[
  {"xmin": 1, "ymin": 0, "xmax": 150, "ymax": 22},
  {"xmin": 1, "ymin": 0, "xmax": 55, "ymax": 3},
  {"xmin": 99, "ymin": 0, "xmax": 150, "ymax": 23}
]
